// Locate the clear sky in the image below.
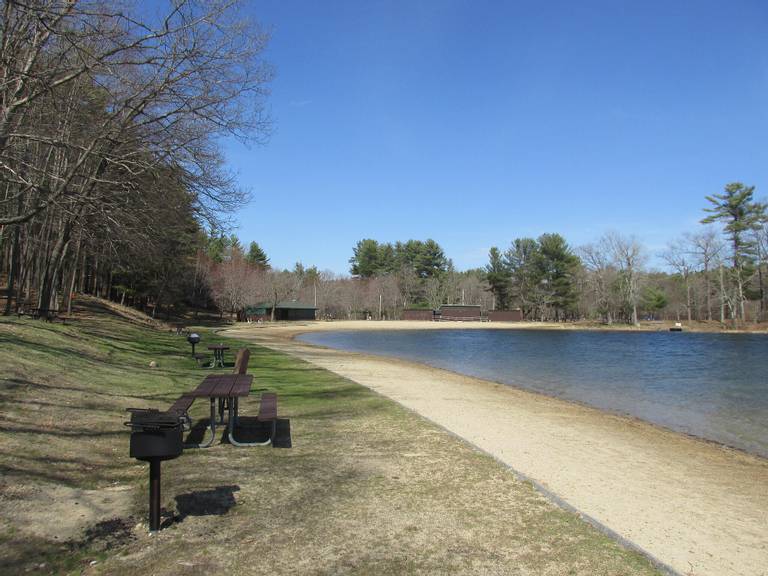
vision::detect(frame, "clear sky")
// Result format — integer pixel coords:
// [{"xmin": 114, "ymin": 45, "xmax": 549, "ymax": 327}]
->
[{"xmin": 223, "ymin": 0, "xmax": 768, "ymax": 273}]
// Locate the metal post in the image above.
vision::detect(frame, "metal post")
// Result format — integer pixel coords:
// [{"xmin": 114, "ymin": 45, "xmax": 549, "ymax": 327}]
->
[
  {"xmin": 149, "ymin": 458, "xmax": 161, "ymax": 531},
  {"xmin": 190, "ymin": 342, "xmax": 196, "ymax": 356}
]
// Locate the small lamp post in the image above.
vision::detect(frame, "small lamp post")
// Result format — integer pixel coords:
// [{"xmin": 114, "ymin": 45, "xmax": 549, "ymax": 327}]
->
[{"xmin": 187, "ymin": 333, "xmax": 201, "ymax": 356}]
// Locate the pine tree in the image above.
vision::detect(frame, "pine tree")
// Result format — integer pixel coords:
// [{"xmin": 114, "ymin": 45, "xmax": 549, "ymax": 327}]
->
[
  {"xmin": 485, "ymin": 247, "xmax": 511, "ymax": 310},
  {"xmin": 350, "ymin": 239, "xmax": 381, "ymax": 277},
  {"xmin": 245, "ymin": 242, "xmax": 270, "ymax": 269},
  {"xmin": 702, "ymin": 182, "xmax": 767, "ymax": 321}
]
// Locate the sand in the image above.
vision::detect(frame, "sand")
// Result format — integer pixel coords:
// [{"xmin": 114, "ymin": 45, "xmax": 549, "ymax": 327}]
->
[{"xmin": 225, "ymin": 320, "xmax": 768, "ymax": 576}]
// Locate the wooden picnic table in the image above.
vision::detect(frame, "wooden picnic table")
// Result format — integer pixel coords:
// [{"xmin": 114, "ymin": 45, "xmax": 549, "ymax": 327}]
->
[
  {"xmin": 24, "ymin": 308, "xmax": 53, "ymax": 321},
  {"xmin": 184, "ymin": 374, "xmax": 253, "ymax": 448},
  {"xmin": 207, "ymin": 344, "xmax": 230, "ymax": 368}
]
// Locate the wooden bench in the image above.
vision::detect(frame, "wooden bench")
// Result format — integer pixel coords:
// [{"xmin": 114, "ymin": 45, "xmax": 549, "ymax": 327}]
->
[
  {"xmin": 257, "ymin": 392, "xmax": 277, "ymax": 421},
  {"xmin": 193, "ymin": 353, "xmax": 210, "ymax": 367},
  {"xmin": 168, "ymin": 394, "xmax": 195, "ymax": 429},
  {"xmin": 233, "ymin": 348, "xmax": 250, "ymax": 375},
  {"xmin": 257, "ymin": 392, "xmax": 278, "ymax": 442},
  {"xmin": 227, "ymin": 391, "xmax": 278, "ymax": 447},
  {"xmin": 26, "ymin": 308, "xmax": 59, "ymax": 322}
]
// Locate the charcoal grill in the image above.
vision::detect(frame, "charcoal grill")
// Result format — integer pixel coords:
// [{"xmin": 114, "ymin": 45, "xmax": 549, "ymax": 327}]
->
[
  {"xmin": 187, "ymin": 332, "xmax": 201, "ymax": 356},
  {"xmin": 126, "ymin": 410, "xmax": 184, "ymax": 531}
]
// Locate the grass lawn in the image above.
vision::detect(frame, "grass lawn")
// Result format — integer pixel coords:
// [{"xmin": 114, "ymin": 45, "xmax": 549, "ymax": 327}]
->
[{"xmin": 0, "ymin": 298, "xmax": 662, "ymax": 575}]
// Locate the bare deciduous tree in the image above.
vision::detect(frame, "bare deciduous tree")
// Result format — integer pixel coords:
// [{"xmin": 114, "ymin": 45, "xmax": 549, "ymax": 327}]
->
[
  {"xmin": 688, "ymin": 228, "xmax": 724, "ymax": 322},
  {"xmin": 1, "ymin": 0, "xmax": 273, "ymax": 314},
  {"xmin": 603, "ymin": 232, "xmax": 645, "ymax": 325}
]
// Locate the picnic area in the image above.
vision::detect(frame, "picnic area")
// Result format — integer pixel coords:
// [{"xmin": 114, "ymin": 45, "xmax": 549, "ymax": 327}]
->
[{"xmin": 0, "ymin": 298, "xmax": 661, "ymax": 575}]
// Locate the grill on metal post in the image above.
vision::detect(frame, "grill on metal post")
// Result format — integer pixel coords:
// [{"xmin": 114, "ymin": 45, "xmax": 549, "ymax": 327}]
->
[
  {"xmin": 187, "ymin": 333, "xmax": 201, "ymax": 356},
  {"xmin": 125, "ymin": 410, "xmax": 184, "ymax": 531}
]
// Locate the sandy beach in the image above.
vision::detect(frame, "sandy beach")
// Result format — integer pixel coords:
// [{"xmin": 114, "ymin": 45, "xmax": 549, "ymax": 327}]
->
[{"xmin": 226, "ymin": 320, "xmax": 768, "ymax": 576}]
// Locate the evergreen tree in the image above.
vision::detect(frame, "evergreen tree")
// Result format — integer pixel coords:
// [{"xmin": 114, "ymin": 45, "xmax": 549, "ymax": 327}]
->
[
  {"xmin": 702, "ymin": 182, "xmax": 767, "ymax": 321},
  {"xmin": 415, "ymin": 239, "xmax": 448, "ymax": 278},
  {"xmin": 640, "ymin": 286, "xmax": 668, "ymax": 320},
  {"xmin": 378, "ymin": 243, "xmax": 396, "ymax": 274},
  {"xmin": 504, "ymin": 238, "xmax": 540, "ymax": 318},
  {"xmin": 245, "ymin": 242, "xmax": 270, "ymax": 269},
  {"xmin": 537, "ymin": 233, "xmax": 581, "ymax": 320},
  {"xmin": 485, "ymin": 247, "xmax": 511, "ymax": 309},
  {"xmin": 350, "ymin": 239, "xmax": 381, "ymax": 277}
]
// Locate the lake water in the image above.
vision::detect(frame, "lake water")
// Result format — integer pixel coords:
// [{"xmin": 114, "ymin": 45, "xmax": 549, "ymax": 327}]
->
[{"xmin": 298, "ymin": 329, "xmax": 768, "ymax": 458}]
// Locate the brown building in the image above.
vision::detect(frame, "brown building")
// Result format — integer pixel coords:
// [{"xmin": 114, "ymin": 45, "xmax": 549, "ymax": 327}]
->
[
  {"xmin": 438, "ymin": 304, "xmax": 482, "ymax": 321},
  {"xmin": 402, "ymin": 309, "xmax": 437, "ymax": 321},
  {"xmin": 488, "ymin": 309, "xmax": 523, "ymax": 322}
]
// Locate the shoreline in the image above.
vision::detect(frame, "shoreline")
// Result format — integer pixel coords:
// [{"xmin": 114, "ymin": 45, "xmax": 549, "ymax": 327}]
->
[
  {"xmin": 225, "ymin": 321, "xmax": 768, "ymax": 576},
  {"xmin": 234, "ymin": 318, "xmax": 768, "ymax": 335},
  {"xmin": 295, "ymin": 332, "xmax": 768, "ymax": 462}
]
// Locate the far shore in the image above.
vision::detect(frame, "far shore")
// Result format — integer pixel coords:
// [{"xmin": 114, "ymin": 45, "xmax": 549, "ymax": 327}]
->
[
  {"xmin": 226, "ymin": 320, "xmax": 768, "ymax": 576},
  {"xmin": 232, "ymin": 317, "xmax": 768, "ymax": 335}
]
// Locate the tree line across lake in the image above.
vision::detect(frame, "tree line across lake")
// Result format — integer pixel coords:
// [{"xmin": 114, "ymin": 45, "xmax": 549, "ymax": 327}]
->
[
  {"xmin": 203, "ymin": 182, "xmax": 766, "ymax": 325},
  {"xmin": 346, "ymin": 183, "xmax": 767, "ymax": 325}
]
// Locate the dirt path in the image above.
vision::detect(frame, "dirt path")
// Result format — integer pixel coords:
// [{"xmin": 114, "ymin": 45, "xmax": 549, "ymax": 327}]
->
[{"xmin": 226, "ymin": 321, "xmax": 768, "ymax": 576}]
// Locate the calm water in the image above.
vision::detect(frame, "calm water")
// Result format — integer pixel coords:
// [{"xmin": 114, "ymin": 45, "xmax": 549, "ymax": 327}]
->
[{"xmin": 299, "ymin": 329, "xmax": 768, "ymax": 457}]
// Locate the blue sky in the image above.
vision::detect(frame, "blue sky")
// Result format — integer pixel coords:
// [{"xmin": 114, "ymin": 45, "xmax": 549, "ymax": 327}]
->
[{"xmin": 224, "ymin": 0, "xmax": 768, "ymax": 273}]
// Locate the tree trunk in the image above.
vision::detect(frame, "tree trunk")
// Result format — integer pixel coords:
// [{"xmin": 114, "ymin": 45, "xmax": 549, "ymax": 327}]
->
[
  {"xmin": 107, "ymin": 270, "xmax": 113, "ymax": 301},
  {"xmin": 62, "ymin": 232, "xmax": 82, "ymax": 314},
  {"xmin": 37, "ymin": 220, "xmax": 73, "ymax": 313},
  {"xmin": 757, "ymin": 243, "xmax": 765, "ymax": 322},
  {"xmin": 3, "ymin": 222, "xmax": 21, "ymax": 315},
  {"xmin": 92, "ymin": 255, "xmax": 99, "ymax": 296},
  {"xmin": 704, "ymin": 261, "xmax": 712, "ymax": 321},
  {"xmin": 719, "ymin": 264, "xmax": 726, "ymax": 324}
]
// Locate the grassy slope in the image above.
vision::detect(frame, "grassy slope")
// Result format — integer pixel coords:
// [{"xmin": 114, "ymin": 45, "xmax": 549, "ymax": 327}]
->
[{"xmin": 0, "ymin": 300, "xmax": 661, "ymax": 576}]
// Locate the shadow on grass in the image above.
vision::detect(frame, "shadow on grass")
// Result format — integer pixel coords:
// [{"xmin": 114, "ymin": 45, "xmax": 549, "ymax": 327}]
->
[
  {"xmin": 0, "ymin": 516, "xmax": 137, "ymax": 576},
  {"xmin": 1, "ymin": 376, "xmax": 184, "ymax": 402},
  {"xmin": 172, "ymin": 485, "xmax": 240, "ymax": 524}
]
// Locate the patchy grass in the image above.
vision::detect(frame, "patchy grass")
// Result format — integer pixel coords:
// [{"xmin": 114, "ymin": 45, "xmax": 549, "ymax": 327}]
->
[{"xmin": 0, "ymin": 299, "xmax": 661, "ymax": 575}]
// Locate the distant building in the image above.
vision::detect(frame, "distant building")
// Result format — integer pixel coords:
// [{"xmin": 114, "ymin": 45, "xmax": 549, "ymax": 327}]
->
[
  {"xmin": 244, "ymin": 301, "xmax": 317, "ymax": 322},
  {"xmin": 402, "ymin": 309, "xmax": 437, "ymax": 321},
  {"xmin": 487, "ymin": 309, "xmax": 523, "ymax": 322},
  {"xmin": 438, "ymin": 304, "xmax": 482, "ymax": 321}
]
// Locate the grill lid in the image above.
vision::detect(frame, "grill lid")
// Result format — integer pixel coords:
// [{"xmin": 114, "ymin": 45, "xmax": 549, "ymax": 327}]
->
[{"xmin": 125, "ymin": 409, "xmax": 181, "ymax": 430}]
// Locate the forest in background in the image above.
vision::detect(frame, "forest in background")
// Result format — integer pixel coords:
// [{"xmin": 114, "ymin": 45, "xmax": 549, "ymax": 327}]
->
[{"xmin": 1, "ymin": 2, "xmax": 767, "ymax": 327}]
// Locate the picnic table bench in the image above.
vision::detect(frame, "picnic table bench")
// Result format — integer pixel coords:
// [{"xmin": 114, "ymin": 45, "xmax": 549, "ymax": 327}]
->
[{"xmin": 21, "ymin": 308, "xmax": 63, "ymax": 322}]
